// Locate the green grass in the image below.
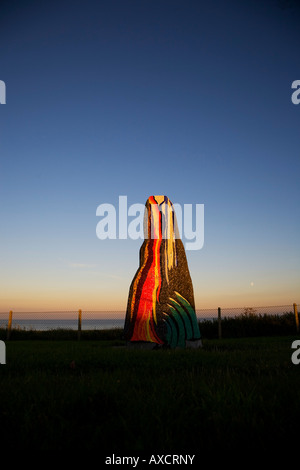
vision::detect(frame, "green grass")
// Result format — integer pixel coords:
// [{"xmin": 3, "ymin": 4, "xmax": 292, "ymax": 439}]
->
[{"xmin": 1, "ymin": 336, "xmax": 300, "ymax": 455}]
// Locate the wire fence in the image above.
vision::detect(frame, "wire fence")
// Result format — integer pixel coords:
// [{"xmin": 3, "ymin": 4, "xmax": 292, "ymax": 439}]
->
[{"xmin": 0, "ymin": 303, "xmax": 298, "ymax": 339}]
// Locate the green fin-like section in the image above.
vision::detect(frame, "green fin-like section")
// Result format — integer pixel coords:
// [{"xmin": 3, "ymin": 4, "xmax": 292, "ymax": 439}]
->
[
  {"xmin": 163, "ymin": 293, "xmax": 201, "ymax": 347},
  {"xmin": 169, "ymin": 298, "xmax": 193, "ymax": 340},
  {"xmin": 174, "ymin": 292, "xmax": 201, "ymax": 339},
  {"xmin": 167, "ymin": 304, "xmax": 186, "ymax": 348},
  {"xmin": 163, "ymin": 313, "xmax": 177, "ymax": 348}
]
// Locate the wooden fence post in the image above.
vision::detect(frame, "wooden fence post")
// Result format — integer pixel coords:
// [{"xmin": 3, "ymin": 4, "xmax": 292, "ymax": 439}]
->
[
  {"xmin": 78, "ymin": 309, "xmax": 82, "ymax": 340},
  {"xmin": 218, "ymin": 307, "xmax": 222, "ymax": 339},
  {"xmin": 293, "ymin": 303, "xmax": 299, "ymax": 334},
  {"xmin": 7, "ymin": 310, "xmax": 13, "ymax": 341}
]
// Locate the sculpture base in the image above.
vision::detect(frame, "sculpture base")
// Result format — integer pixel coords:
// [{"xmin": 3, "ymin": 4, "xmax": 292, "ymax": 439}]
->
[
  {"xmin": 126, "ymin": 339, "xmax": 203, "ymax": 349},
  {"xmin": 185, "ymin": 339, "xmax": 203, "ymax": 349},
  {"xmin": 126, "ymin": 341, "xmax": 159, "ymax": 350}
]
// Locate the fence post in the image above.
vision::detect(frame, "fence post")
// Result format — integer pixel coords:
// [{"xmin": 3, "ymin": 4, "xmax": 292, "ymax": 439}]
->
[
  {"xmin": 78, "ymin": 309, "xmax": 82, "ymax": 340},
  {"xmin": 7, "ymin": 310, "xmax": 13, "ymax": 341},
  {"xmin": 293, "ymin": 303, "xmax": 299, "ymax": 334},
  {"xmin": 218, "ymin": 307, "xmax": 222, "ymax": 339}
]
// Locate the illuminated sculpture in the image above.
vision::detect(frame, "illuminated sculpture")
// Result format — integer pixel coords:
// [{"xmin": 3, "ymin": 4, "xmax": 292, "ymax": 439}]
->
[{"xmin": 124, "ymin": 195, "xmax": 201, "ymax": 348}]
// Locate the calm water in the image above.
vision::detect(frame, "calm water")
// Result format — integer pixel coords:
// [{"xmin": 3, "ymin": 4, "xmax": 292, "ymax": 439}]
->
[
  {"xmin": 0, "ymin": 305, "xmax": 291, "ymax": 331},
  {"xmin": 0, "ymin": 317, "xmax": 216, "ymax": 331},
  {"xmin": 0, "ymin": 318, "xmax": 125, "ymax": 331}
]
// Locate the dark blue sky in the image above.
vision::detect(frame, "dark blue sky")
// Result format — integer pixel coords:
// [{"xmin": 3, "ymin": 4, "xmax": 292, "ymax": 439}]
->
[{"xmin": 0, "ymin": 0, "xmax": 299, "ymax": 311}]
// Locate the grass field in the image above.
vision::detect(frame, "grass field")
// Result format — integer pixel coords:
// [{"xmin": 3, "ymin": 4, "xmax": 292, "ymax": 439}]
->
[{"xmin": 1, "ymin": 335, "xmax": 300, "ymax": 457}]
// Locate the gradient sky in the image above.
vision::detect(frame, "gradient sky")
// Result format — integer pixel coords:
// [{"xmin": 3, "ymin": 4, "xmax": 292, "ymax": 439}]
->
[{"xmin": 0, "ymin": 0, "xmax": 299, "ymax": 315}]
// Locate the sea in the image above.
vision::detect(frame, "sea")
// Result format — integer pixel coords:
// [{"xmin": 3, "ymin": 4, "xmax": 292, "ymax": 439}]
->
[
  {"xmin": 0, "ymin": 305, "xmax": 292, "ymax": 331},
  {"xmin": 0, "ymin": 316, "xmax": 216, "ymax": 331},
  {"xmin": 0, "ymin": 318, "xmax": 125, "ymax": 331}
]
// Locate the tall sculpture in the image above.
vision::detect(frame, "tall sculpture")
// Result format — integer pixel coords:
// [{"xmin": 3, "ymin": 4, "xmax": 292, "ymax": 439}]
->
[{"xmin": 124, "ymin": 195, "xmax": 201, "ymax": 348}]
